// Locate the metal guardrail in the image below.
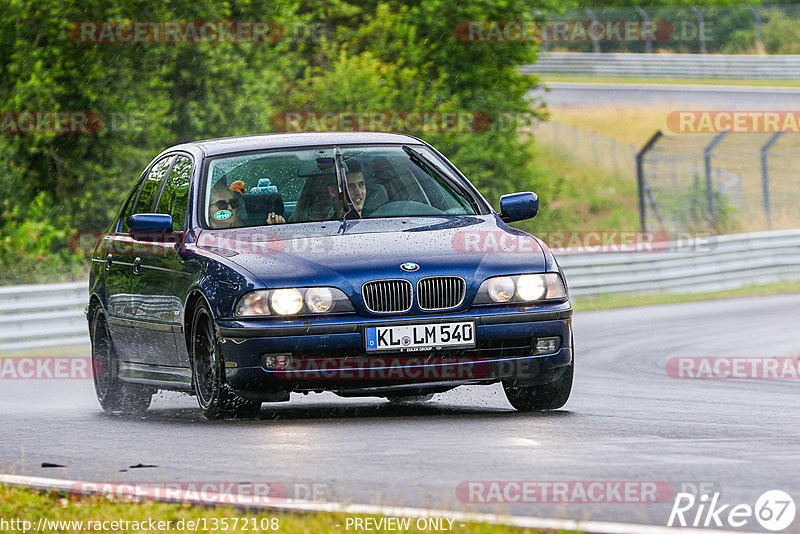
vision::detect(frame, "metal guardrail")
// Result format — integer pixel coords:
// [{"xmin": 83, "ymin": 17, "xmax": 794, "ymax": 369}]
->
[
  {"xmin": 558, "ymin": 229, "xmax": 800, "ymax": 295},
  {"xmin": 1, "ymin": 229, "xmax": 799, "ymax": 352},
  {"xmin": 520, "ymin": 53, "xmax": 800, "ymax": 80},
  {"xmin": 0, "ymin": 281, "xmax": 89, "ymax": 352}
]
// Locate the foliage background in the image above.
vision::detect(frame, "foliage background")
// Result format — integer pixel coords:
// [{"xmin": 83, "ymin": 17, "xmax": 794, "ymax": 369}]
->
[{"xmin": 0, "ymin": 0, "xmax": 792, "ymax": 283}]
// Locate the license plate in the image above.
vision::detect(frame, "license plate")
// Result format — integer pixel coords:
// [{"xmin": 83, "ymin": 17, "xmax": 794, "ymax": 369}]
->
[{"xmin": 365, "ymin": 322, "xmax": 475, "ymax": 352}]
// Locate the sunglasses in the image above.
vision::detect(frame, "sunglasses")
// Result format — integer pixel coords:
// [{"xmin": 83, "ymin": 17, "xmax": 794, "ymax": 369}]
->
[{"xmin": 212, "ymin": 198, "xmax": 239, "ymax": 210}]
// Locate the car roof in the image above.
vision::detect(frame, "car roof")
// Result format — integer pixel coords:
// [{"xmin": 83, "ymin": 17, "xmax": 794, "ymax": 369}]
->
[{"xmin": 166, "ymin": 131, "xmax": 424, "ymax": 157}]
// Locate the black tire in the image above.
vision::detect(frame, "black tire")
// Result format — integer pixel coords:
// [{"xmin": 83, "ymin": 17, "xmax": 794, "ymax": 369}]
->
[
  {"xmin": 386, "ymin": 393, "xmax": 435, "ymax": 404},
  {"xmin": 90, "ymin": 311, "xmax": 153, "ymax": 416},
  {"xmin": 503, "ymin": 361, "xmax": 573, "ymax": 411},
  {"xmin": 190, "ymin": 303, "xmax": 261, "ymax": 420}
]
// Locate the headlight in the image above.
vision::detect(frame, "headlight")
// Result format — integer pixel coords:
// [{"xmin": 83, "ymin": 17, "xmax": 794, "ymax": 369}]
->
[
  {"xmin": 235, "ymin": 292, "xmax": 270, "ymax": 316},
  {"xmin": 271, "ymin": 288, "xmax": 303, "ymax": 315},
  {"xmin": 305, "ymin": 287, "xmax": 334, "ymax": 313},
  {"xmin": 487, "ymin": 277, "xmax": 515, "ymax": 302},
  {"xmin": 235, "ymin": 287, "xmax": 354, "ymax": 316},
  {"xmin": 517, "ymin": 274, "xmax": 546, "ymax": 301},
  {"xmin": 474, "ymin": 273, "xmax": 566, "ymax": 305}
]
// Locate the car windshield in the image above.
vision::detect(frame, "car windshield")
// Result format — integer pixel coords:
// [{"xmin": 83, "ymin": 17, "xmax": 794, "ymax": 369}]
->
[{"xmin": 203, "ymin": 145, "xmax": 478, "ymax": 229}]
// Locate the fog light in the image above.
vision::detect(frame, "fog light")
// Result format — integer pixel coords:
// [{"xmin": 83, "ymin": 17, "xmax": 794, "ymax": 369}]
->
[
  {"xmin": 262, "ymin": 353, "xmax": 291, "ymax": 370},
  {"xmin": 534, "ymin": 336, "xmax": 561, "ymax": 355}
]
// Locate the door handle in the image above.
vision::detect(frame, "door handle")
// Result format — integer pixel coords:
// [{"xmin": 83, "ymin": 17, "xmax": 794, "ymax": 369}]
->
[
  {"xmin": 105, "ymin": 254, "xmax": 113, "ymax": 270},
  {"xmin": 133, "ymin": 257, "xmax": 142, "ymax": 275}
]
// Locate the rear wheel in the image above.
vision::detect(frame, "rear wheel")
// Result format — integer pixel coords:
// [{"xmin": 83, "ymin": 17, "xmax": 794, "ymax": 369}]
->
[
  {"xmin": 90, "ymin": 311, "xmax": 153, "ymax": 416},
  {"xmin": 386, "ymin": 393, "xmax": 435, "ymax": 404},
  {"xmin": 503, "ymin": 361, "xmax": 573, "ymax": 411},
  {"xmin": 191, "ymin": 303, "xmax": 261, "ymax": 420}
]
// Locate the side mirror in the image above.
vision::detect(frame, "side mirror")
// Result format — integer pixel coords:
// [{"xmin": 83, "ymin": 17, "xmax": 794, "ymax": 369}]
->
[
  {"xmin": 499, "ymin": 192, "xmax": 539, "ymax": 222},
  {"xmin": 128, "ymin": 213, "xmax": 173, "ymax": 235}
]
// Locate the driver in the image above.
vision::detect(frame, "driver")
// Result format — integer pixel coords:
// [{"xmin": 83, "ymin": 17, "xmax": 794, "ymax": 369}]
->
[
  {"xmin": 289, "ymin": 160, "xmax": 368, "ymax": 223},
  {"xmin": 330, "ymin": 159, "xmax": 366, "ymax": 217}
]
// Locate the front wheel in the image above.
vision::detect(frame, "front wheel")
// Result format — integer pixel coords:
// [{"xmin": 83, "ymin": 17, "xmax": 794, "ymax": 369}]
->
[
  {"xmin": 503, "ymin": 361, "xmax": 573, "ymax": 411},
  {"xmin": 90, "ymin": 311, "xmax": 153, "ymax": 416},
  {"xmin": 191, "ymin": 303, "xmax": 261, "ymax": 420}
]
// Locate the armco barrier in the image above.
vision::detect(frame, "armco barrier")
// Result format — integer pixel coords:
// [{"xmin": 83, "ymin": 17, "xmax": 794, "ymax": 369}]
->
[
  {"xmin": 1, "ymin": 229, "xmax": 799, "ymax": 352},
  {"xmin": 0, "ymin": 281, "xmax": 89, "ymax": 352},
  {"xmin": 520, "ymin": 52, "xmax": 800, "ymax": 80}
]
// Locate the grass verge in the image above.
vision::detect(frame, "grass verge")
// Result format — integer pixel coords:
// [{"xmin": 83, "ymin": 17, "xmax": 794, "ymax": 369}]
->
[
  {"xmin": 0, "ymin": 484, "xmax": 569, "ymax": 534},
  {"xmin": 520, "ymin": 142, "xmax": 639, "ymax": 234},
  {"xmin": 572, "ymin": 279, "xmax": 800, "ymax": 312}
]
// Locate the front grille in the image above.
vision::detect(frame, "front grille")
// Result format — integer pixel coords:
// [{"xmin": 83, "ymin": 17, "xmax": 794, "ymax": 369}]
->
[
  {"xmin": 417, "ymin": 276, "xmax": 466, "ymax": 310},
  {"xmin": 362, "ymin": 279, "xmax": 413, "ymax": 313}
]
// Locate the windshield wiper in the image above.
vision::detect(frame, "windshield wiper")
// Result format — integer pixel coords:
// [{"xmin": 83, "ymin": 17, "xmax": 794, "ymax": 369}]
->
[{"xmin": 334, "ymin": 146, "xmax": 360, "ymax": 220}]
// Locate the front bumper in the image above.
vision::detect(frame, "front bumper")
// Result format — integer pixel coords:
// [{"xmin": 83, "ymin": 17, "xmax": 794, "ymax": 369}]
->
[{"xmin": 216, "ymin": 302, "xmax": 573, "ymax": 393}]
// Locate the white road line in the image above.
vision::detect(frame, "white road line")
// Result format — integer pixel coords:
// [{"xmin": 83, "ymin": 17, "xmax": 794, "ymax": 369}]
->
[{"xmin": 0, "ymin": 473, "xmax": 755, "ymax": 534}]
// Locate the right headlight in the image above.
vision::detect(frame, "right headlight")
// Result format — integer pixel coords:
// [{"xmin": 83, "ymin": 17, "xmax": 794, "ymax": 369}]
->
[
  {"xmin": 235, "ymin": 287, "xmax": 355, "ymax": 316},
  {"xmin": 474, "ymin": 273, "xmax": 566, "ymax": 305}
]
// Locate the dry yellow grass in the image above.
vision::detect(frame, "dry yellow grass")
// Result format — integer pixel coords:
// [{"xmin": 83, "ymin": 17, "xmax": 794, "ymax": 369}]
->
[{"xmin": 549, "ymin": 106, "xmax": 675, "ymax": 145}]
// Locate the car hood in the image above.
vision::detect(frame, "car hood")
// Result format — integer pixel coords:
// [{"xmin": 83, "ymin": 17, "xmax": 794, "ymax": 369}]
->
[{"xmin": 196, "ymin": 215, "xmax": 545, "ymax": 289}]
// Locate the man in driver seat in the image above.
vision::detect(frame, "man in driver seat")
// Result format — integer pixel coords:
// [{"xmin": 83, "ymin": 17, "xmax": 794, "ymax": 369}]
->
[
  {"xmin": 290, "ymin": 159, "xmax": 382, "ymax": 222},
  {"xmin": 338, "ymin": 159, "xmax": 367, "ymax": 216}
]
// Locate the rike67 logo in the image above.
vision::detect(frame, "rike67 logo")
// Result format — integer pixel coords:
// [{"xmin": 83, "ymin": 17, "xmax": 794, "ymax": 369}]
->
[{"xmin": 668, "ymin": 490, "xmax": 796, "ymax": 532}]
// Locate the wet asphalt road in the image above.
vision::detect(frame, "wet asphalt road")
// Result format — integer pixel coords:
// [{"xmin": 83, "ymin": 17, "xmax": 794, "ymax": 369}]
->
[{"xmin": 2, "ymin": 294, "xmax": 800, "ymax": 530}]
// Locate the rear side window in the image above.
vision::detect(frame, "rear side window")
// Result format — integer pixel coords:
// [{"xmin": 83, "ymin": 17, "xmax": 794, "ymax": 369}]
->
[
  {"xmin": 133, "ymin": 156, "xmax": 174, "ymax": 214},
  {"xmin": 156, "ymin": 155, "xmax": 192, "ymax": 230}
]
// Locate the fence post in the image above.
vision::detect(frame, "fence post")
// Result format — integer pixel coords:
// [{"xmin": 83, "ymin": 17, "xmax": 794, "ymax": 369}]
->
[
  {"xmin": 635, "ymin": 7, "xmax": 653, "ymax": 53},
  {"xmin": 760, "ymin": 131, "xmax": 784, "ymax": 228},
  {"xmin": 689, "ymin": 7, "xmax": 707, "ymax": 54},
  {"xmin": 748, "ymin": 5, "xmax": 764, "ymax": 53},
  {"xmin": 584, "ymin": 8, "xmax": 601, "ymax": 53},
  {"xmin": 704, "ymin": 131, "xmax": 728, "ymax": 226},
  {"xmin": 636, "ymin": 130, "xmax": 664, "ymax": 231}
]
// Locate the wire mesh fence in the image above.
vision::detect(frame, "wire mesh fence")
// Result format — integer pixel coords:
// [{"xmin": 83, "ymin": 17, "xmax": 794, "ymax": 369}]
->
[
  {"xmin": 639, "ymin": 132, "xmax": 800, "ymax": 234},
  {"xmin": 534, "ymin": 120, "xmax": 638, "ymax": 178}
]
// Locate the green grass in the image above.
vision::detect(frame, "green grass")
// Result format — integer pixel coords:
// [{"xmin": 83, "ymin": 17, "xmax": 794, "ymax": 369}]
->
[
  {"xmin": 519, "ymin": 143, "xmax": 639, "ymax": 235},
  {"xmin": 539, "ymin": 74, "xmax": 800, "ymax": 87},
  {"xmin": 0, "ymin": 485, "xmax": 569, "ymax": 534},
  {"xmin": 572, "ymin": 280, "xmax": 800, "ymax": 312}
]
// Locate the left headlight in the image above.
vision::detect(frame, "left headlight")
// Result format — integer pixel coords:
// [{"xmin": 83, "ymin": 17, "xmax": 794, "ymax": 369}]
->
[
  {"xmin": 474, "ymin": 273, "xmax": 567, "ymax": 305},
  {"xmin": 235, "ymin": 287, "xmax": 355, "ymax": 317}
]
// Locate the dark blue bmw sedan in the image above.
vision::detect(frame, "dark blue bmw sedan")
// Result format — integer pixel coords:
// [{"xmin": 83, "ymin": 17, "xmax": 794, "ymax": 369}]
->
[{"xmin": 88, "ymin": 132, "xmax": 573, "ymax": 419}]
